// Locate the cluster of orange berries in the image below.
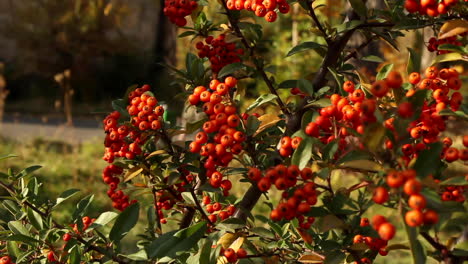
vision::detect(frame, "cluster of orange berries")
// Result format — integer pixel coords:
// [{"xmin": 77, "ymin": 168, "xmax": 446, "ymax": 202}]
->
[
  {"xmin": 428, "ymin": 35, "xmax": 465, "ymax": 54},
  {"xmin": 440, "ymin": 185, "xmax": 466, "ymax": 202},
  {"xmin": 102, "ymin": 164, "xmax": 136, "ymax": 211},
  {"xmin": 249, "ymin": 165, "xmax": 317, "ymax": 226},
  {"xmin": 195, "ymin": 35, "xmax": 244, "ymax": 74},
  {"xmin": 278, "ymin": 136, "xmax": 303, "ymax": 157},
  {"xmin": 442, "ymin": 136, "xmax": 468, "ymax": 163},
  {"xmin": 202, "ymin": 195, "xmax": 236, "ymax": 223},
  {"xmin": 0, "ymin": 256, "xmax": 14, "ymax": 264},
  {"xmin": 163, "ymin": 0, "xmax": 198, "ymax": 27},
  {"xmin": 304, "ymin": 79, "xmax": 383, "ymax": 151},
  {"xmin": 226, "ymin": 0, "xmax": 290, "ymax": 22},
  {"xmin": 62, "ymin": 216, "xmax": 97, "ymax": 242},
  {"xmin": 353, "ymin": 215, "xmax": 394, "ymax": 259},
  {"xmin": 383, "ymin": 169, "xmax": 440, "ymax": 227},
  {"xmin": 188, "ymin": 77, "xmax": 245, "ymax": 193},
  {"xmin": 405, "ymin": 0, "xmax": 460, "ymax": 16},
  {"xmin": 221, "ymin": 247, "xmax": 248, "ymax": 263}
]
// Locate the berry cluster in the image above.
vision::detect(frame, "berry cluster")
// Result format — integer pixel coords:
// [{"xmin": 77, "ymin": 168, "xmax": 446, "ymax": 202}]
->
[
  {"xmin": 383, "ymin": 169, "xmax": 439, "ymax": 227},
  {"xmin": 388, "ymin": 67, "xmax": 462, "ymax": 165},
  {"xmin": 442, "ymin": 136, "xmax": 468, "ymax": 163},
  {"xmin": 202, "ymin": 195, "xmax": 237, "ymax": 223},
  {"xmin": 188, "ymin": 77, "xmax": 245, "ymax": 196},
  {"xmin": 0, "ymin": 256, "xmax": 14, "ymax": 264},
  {"xmin": 354, "ymin": 216, "xmax": 391, "ymax": 256},
  {"xmin": 102, "ymin": 85, "xmax": 166, "ymax": 210},
  {"xmin": 226, "ymin": 0, "xmax": 291, "ymax": 22},
  {"xmin": 102, "ymin": 164, "xmax": 136, "ymax": 211},
  {"xmin": 405, "ymin": 0, "xmax": 460, "ymax": 16},
  {"xmin": 304, "ymin": 79, "xmax": 386, "ymax": 152},
  {"xmin": 440, "ymin": 185, "xmax": 466, "ymax": 202},
  {"xmin": 249, "ymin": 165, "xmax": 317, "ymax": 227},
  {"xmin": 195, "ymin": 35, "xmax": 244, "ymax": 74},
  {"xmin": 278, "ymin": 136, "xmax": 303, "ymax": 157},
  {"xmin": 427, "ymin": 35, "xmax": 465, "ymax": 54},
  {"xmin": 163, "ymin": 0, "xmax": 198, "ymax": 27},
  {"xmin": 221, "ymin": 247, "xmax": 248, "ymax": 263}
]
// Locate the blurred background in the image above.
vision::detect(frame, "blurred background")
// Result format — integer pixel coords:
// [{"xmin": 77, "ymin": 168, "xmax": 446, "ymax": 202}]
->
[{"xmin": 0, "ymin": 0, "xmax": 465, "ymax": 257}]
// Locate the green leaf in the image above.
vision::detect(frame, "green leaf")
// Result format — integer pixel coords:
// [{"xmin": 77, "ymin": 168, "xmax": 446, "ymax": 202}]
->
[
  {"xmin": 246, "ymin": 94, "xmax": 278, "ymax": 111},
  {"xmin": 88, "ymin": 211, "xmax": 119, "ymax": 230},
  {"xmin": 178, "ymin": 31, "xmax": 197, "ymax": 38},
  {"xmin": 8, "ymin": 221, "xmax": 30, "ymax": 236},
  {"xmin": 69, "ymin": 245, "xmax": 81, "ymax": 264},
  {"xmin": 361, "ymin": 55, "xmax": 383, "ymax": 63},
  {"xmin": 336, "ymin": 20, "xmax": 363, "ymax": 33},
  {"xmin": 291, "ymin": 137, "xmax": 314, "ymax": 169},
  {"xmin": 0, "ymin": 154, "xmax": 18, "ymax": 161},
  {"xmin": 407, "ymin": 48, "xmax": 420, "ymax": 75},
  {"xmin": 218, "ymin": 62, "xmax": 246, "ymax": 78},
  {"xmin": 376, "ymin": 64, "xmax": 394, "ymax": 80},
  {"xmin": 286, "ymin": 42, "xmax": 325, "ymax": 57},
  {"xmin": 109, "ymin": 202, "xmax": 140, "ymax": 242},
  {"xmin": 15, "ymin": 165, "xmax": 42, "ymax": 179},
  {"xmin": 327, "ymin": 67, "xmax": 344, "ymax": 91},
  {"xmin": 112, "ymin": 99, "xmax": 130, "ymax": 119},
  {"xmin": 123, "ymin": 250, "xmax": 148, "ymax": 261},
  {"xmin": 324, "ymin": 250, "xmax": 345, "ymax": 264},
  {"xmin": 72, "ymin": 194, "xmax": 94, "ymax": 220},
  {"xmin": 278, "ymin": 79, "xmax": 298, "ymax": 89},
  {"xmin": 250, "ymin": 227, "xmax": 275, "ymax": 239},
  {"xmin": 7, "ymin": 241, "xmax": 20, "ymax": 258},
  {"xmin": 437, "ymin": 44, "xmax": 467, "ymax": 54},
  {"xmin": 413, "ymin": 142, "xmax": 443, "ymax": 179},
  {"xmin": 217, "ymin": 218, "xmax": 246, "ymax": 231},
  {"xmin": 404, "ymin": 218, "xmax": 426, "ymax": 264},
  {"xmin": 440, "ymin": 177, "xmax": 468, "ymax": 186},
  {"xmin": 349, "ymin": 0, "xmax": 367, "ymax": 17},
  {"xmin": 146, "ymin": 221, "xmax": 208, "ymax": 258},
  {"xmin": 322, "ymin": 140, "xmax": 338, "ymax": 161},
  {"xmin": 27, "ymin": 208, "xmax": 43, "ymax": 231},
  {"xmin": 297, "ymin": 79, "xmax": 314, "ymax": 96},
  {"xmin": 431, "ymin": 52, "xmax": 465, "ymax": 65},
  {"xmin": 5, "ymin": 234, "xmax": 40, "ymax": 244},
  {"xmin": 55, "ymin": 189, "xmax": 80, "ymax": 208}
]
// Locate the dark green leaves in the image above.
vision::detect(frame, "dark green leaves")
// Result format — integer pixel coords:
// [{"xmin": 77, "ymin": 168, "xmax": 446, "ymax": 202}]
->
[
  {"xmin": 15, "ymin": 165, "xmax": 42, "ymax": 179},
  {"xmin": 349, "ymin": 0, "xmax": 367, "ymax": 17},
  {"xmin": 407, "ymin": 48, "xmax": 420, "ymax": 75},
  {"xmin": 218, "ymin": 62, "xmax": 246, "ymax": 78},
  {"xmin": 291, "ymin": 137, "xmax": 314, "ymax": 169},
  {"xmin": 286, "ymin": 42, "xmax": 326, "ymax": 57},
  {"xmin": 146, "ymin": 221, "xmax": 208, "ymax": 258},
  {"xmin": 246, "ymin": 94, "xmax": 278, "ymax": 111},
  {"xmin": 112, "ymin": 99, "xmax": 130, "ymax": 119},
  {"xmin": 297, "ymin": 79, "xmax": 314, "ymax": 96},
  {"xmin": 376, "ymin": 64, "xmax": 394, "ymax": 80},
  {"xmin": 55, "ymin": 188, "xmax": 80, "ymax": 208},
  {"xmin": 413, "ymin": 143, "xmax": 443, "ymax": 179},
  {"xmin": 110, "ymin": 202, "xmax": 140, "ymax": 243}
]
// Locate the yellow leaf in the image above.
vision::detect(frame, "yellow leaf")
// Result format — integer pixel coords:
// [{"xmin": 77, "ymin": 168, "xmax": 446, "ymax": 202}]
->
[
  {"xmin": 124, "ymin": 166, "xmax": 144, "ymax": 182},
  {"xmin": 320, "ymin": 214, "xmax": 345, "ymax": 232},
  {"xmin": 228, "ymin": 236, "xmax": 245, "ymax": 251},
  {"xmin": 362, "ymin": 123, "xmax": 386, "ymax": 152},
  {"xmin": 146, "ymin": 150, "xmax": 167, "ymax": 159},
  {"xmin": 216, "ymin": 256, "xmax": 229, "ymax": 264},
  {"xmin": 217, "ymin": 233, "xmax": 241, "ymax": 249},
  {"xmin": 438, "ymin": 19, "xmax": 468, "ymax": 39},
  {"xmin": 254, "ymin": 114, "xmax": 283, "ymax": 136},
  {"xmin": 338, "ymin": 160, "xmax": 383, "ymax": 172},
  {"xmin": 298, "ymin": 254, "xmax": 324, "ymax": 263}
]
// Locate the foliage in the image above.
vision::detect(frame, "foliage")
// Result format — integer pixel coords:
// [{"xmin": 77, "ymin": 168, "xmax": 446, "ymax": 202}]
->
[{"xmin": 1, "ymin": 0, "xmax": 468, "ymax": 264}]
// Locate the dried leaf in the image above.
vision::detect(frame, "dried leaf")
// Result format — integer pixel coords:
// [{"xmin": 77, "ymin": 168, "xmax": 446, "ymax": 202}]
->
[
  {"xmin": 438, "ymin": 19, "xmax": 468, "ymax": 39},
  {"xmin": 338, "ymin": 160, "xmax": 383, "ymax": 172},
  {"xmin": 254, "ymin": 114, "xmax": 282, "ymax": 136},
  {"xmin": 298, "ymin": 254, "xmax": 324, "ymax": 263},
  {"xmin": 146, "ymin": 150, "xmax": 167, "ymax": 159},
  {"xmin": 124, "ymin": 166, "xmax": 144, "ymax": 182}
]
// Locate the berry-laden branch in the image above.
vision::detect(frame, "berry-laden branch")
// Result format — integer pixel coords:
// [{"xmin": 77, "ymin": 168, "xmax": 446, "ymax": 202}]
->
[
  {"xmin": 220, "ymin": 0, "xmax": 292, "ymax": 117},
  {"xmin": 420, "ymin": 232, "xmax": 468, "ymax": 264}
]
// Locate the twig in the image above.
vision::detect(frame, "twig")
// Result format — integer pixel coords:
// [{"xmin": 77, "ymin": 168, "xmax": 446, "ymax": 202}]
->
[
  {"xmin": 304, "ymin": 0, "xmax": 330, "ymax": 44},
  {"xmin": 220, "ymin": 0, "xmax": 291, "ymax": 116}
]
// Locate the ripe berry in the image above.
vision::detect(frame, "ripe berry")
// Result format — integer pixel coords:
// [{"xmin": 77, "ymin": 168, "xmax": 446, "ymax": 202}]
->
[
  {"xmin": 378, "ymin": 222, "xmax": 396, "ymax": 241},
  {"xmin": 373, "ymin": 186, "xmax": 389, "ymax": 204},
  {"xmin": 405, "ymin": 210, "xmax": 423, "ymax": 227}
]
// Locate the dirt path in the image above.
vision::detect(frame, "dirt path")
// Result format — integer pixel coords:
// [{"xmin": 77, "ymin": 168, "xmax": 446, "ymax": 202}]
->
[{"xmin": 0, "ymin": 122, "xmax": 103, "ymax": 144}]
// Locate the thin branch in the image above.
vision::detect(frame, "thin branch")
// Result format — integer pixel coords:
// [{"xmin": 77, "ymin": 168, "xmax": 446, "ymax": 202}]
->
[
  {"xmin": 304, "ymin": 0, "xmax": 330, "ymax": 44},
  {"xmin": 220, "ymin": 0, "xmax": 291, "ymax": 116}
]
